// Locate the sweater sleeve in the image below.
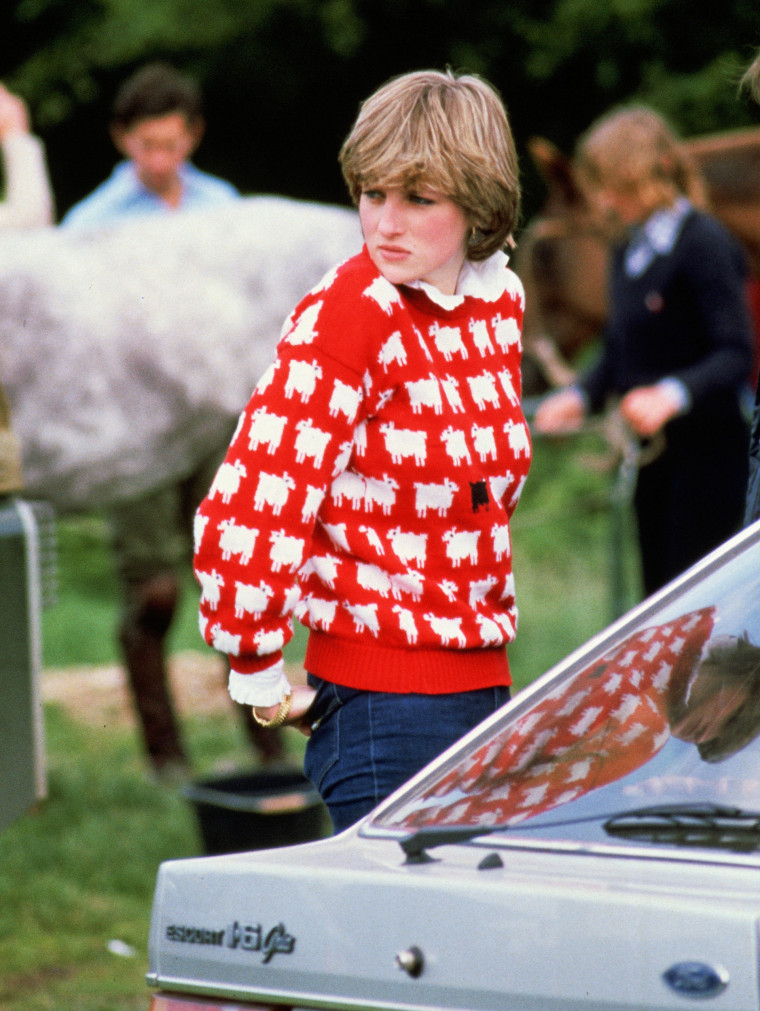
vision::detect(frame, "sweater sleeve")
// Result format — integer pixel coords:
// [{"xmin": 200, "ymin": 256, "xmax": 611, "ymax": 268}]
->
[
  {"xmin": 0, "ymin": 133, "xmax": 55, "ymax": 229},
  {"xmin": 193, "ymin": 268, "xmax": 372, "ymax": 694}
]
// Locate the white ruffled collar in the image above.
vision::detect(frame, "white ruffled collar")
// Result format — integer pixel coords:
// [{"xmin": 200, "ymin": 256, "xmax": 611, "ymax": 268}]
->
[{"xmin": 406, "ymin": 250, "xmax": 512, "ymax": 308}]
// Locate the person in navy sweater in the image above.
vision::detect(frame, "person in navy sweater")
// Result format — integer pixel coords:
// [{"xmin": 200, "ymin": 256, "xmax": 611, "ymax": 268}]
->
[
  {"xmin": 535, "ymin": 105, "xmax": 752, "ymax": 596},
  {"xmin": 194, "ymin": 69, "xmax": 530, "ymax": 832}
]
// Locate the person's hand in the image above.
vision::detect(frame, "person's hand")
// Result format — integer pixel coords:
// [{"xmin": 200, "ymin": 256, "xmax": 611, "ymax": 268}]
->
[
  {"xmin": 533, "ymin": 387, "xmax": 586, "ymax": 434},
  {"xmin": 0, "ymin": 84, "xmax": 31, "ymax": 139},
  {"xmin": 620, "ymin": 384, "xmax": 680, "ymax": 438},
  {"xmin": 253, "ymin": 684, "xmax": 318, "ymax": 737}
]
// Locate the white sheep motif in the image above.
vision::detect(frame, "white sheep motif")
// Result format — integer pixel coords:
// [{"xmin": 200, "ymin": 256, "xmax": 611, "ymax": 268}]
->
[
  {"xmin": 284, "ymin": 358, "xmax": 323, "ymax": 403},
  {"xmin": 424, "ymin": 612, "xmax": 467, "ymax": 647},
  {"xmin": 254, "ymin": 627, "xmax": 286, "ymax": 655},
  {"xmin": 323, "ymin": 522, "xmax": 350, "ymax": 552},
  {"xmin": 469, "ymin": 575, "xmax": 498, "ymax": 609},
  {"xmin": 441, "ymin": 375, "xmax": 464, "ymax": 412},
  {"xmin": 429, "ymin": 321, "xmax": 467, "ymax": 361},
  {"xmin": 364, "ymin": 276, "xmax": 402, "ymax": 313},
  {"xmin": 208, "ymin": 459, "xmax": 247, "ymax": 504},
  {"xmin": 393, "ymin": 604, "xmax": 419, "ymax": 644},
  {"xmin": 269, "ymin": 529, "xmax": 305, "ymax": 572},
  {"xmin": 388, "ymin": 527, "xmax": 427, "ymax": 567},
  {"xmin": 328, "ymin": 379, "xmax": 362, "ymax": 423},
  {"xmin": 198, "ymin": 568, "xmax": 224, "ymax": 609},
  {"xmin": 442, "ymin": 528, "xmax": 480, "ymax": 567},
  {"xmin": 343, "ymin": 600, "xmax": 380, "ymax": 636},
  {"xmin": 359, "ymin": 524, "xmax": 385, "ymax": 555},
  {"xmin": 301, "ymin": 554, "xmax": 340, "ymax": 589},
  {"xmin": 379, "ymin": 422, "xmax": 427, "ymax": 466},
  {"xmin": 491, "ymin": 313, "xmax": 521, "ymax": 351},
  {"xmin": 469, "ymin": 318, "xmax": 494, "ymax": 356},
  {"xmin": 405, "ymin": 374, "xmax": 443, "ymax": 414},
  {"xmin": 294, "ymin": 418, "xmax": 332, "ymax": 468},
  {"xmin": 364, "ymin": 473, "xmax": 399, "ymax": 514},
  {"xmin": 218, "ymin": 519, "xmax": 259, "ymax": 564},
  {"xmin": 248, "ymin": 407, "xmax": 288, "ymax": 454},
  {"xmin": 504, "ymin": 419, "xmax": 530, "ymax": 459},
  {"xmin": 330, "ymin": 470, "xmax": 366, "ymax": 509},
  {"xmin": 234, "ymin": 580, "xmax": 274, "ymax": 618},
  {"xmin": 491, "ymin": 523, "xmax": 511, "ymax": 562},
  {"xmin": 254, "ymin": 471, "xmax": 296, "ymax": 515},
  {"xmin": 356, "ymin": 562, "xmax": 393, "ymax": 597},
  {"xmin": 476, "ymin": 614, "xmax": 503, "ymax": 646},
  {"xmin": 498, "ymin": 368, "xmax": 520, "ymax": 406},
  {"xmin": 305, "ymin": 596, "xmax": 338, "ymax": 631},
  {"xmin": 378, "ymin": 331, "xmax": 406, "ymax": 370},
  {"xmin": 210, "ymin": 622, "xmax": 241, "ymax": 656},
  {"xmin": 413, "ymin": 478, "xmax": 457, "ymax": 518},
  {"xmin": 390, "ymin": 569, "xmax": 424, "ymax": 600},
  {"xmin": 441, "ymin": 426, "xmax": 472, "ymax": 466},
  {"xmin": 467, "ymin": 371, "xmax": 500, "ymax": 410},
  {"xmin": 471, "ymin": 424, "xmax": 497, "ymax": 462},
  {"xmin": 193, "ymin": 512, "xmax": 209, "ymax": 552},
  {"xmin": 301, "ymin": 484, "xmax": 325, "ymax": 522},
  {"xmin": 285, "ymin": 300, "xmax": 322, "ymax": 344}
]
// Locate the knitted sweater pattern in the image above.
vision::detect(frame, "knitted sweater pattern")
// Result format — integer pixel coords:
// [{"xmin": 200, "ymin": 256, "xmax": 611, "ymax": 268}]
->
[{"xmin": 194, "ymin": 246, "xmax": 531, "ymax": 694}]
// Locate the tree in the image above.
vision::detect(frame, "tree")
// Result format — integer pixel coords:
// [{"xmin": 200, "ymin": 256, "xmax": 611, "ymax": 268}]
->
[{"xmin": 2, "ymin": 0, "xmax": 759, "ymax": 218}]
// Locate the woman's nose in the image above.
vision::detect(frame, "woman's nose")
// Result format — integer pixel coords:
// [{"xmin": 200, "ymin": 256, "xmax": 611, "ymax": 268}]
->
[{"xmin": 378, "ymin": 199, "xmax": 404, "ymax": 234}]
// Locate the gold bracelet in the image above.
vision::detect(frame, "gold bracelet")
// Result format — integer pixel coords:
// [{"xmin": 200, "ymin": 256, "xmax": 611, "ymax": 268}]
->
[{"xmin": 252, "ymin": 693, "xmax": 292, "ymax": 729}]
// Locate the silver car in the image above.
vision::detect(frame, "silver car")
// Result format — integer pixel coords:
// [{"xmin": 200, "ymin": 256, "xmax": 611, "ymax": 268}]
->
[{"xmin": 146, "ymin": 520, "xmax": 760, "ymax": 1011}]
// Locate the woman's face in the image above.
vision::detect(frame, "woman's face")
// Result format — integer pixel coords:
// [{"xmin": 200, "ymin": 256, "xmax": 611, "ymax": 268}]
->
[
  {"xmin": 670, "ymin": 660, "xmax": 751, "ymax": 746},
  {"xmin": 359, "ymin": 184, "xmax": 471, "ymax": 295},
  {"xmin": 589, "ymin": 183, "xmax": 650, "ymax": 229}
]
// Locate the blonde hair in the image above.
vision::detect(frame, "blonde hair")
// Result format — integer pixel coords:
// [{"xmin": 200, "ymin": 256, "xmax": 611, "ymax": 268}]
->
[
  {"xmin": 339, "ymin": 69, "xmax": 520, "ymax": 260},
  {"xmin": 574, "ymin": 105, "xmax": 707, "ymax": 216},
  {"xmin": 741, "ymin": 50, "xmax": 760, "ymax": 105}
]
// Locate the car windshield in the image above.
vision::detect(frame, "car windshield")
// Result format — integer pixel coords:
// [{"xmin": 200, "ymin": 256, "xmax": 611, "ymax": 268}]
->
[{"xmin": 367, "ymin": 524, "xmax": 760, "ymax": 846}]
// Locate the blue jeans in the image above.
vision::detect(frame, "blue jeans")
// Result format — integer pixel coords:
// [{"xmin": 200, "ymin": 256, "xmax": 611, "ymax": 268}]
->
[{"xmin": 303, "ymin": 676, "xmax": 510, "ymax": 834}]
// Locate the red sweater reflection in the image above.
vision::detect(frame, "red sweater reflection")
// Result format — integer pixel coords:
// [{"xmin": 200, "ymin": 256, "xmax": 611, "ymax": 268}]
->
[{"xmin": 393, "ymin": 608, "xmax": 715, "ymax": 830}]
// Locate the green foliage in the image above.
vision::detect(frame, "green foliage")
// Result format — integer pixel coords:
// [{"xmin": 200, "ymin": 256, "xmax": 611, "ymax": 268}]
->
[{"xmin": 2, "ymin": 0, "xmax": 758, "ymax": 217}]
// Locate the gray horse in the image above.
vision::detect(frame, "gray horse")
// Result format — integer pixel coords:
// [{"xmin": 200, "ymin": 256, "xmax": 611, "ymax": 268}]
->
[{"xmin": 1, "ymin": 196, "xmax": 360, "ymax": 511}]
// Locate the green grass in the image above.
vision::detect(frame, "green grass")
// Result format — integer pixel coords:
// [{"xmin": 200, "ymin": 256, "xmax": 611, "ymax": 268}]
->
[{"xmin": 1, "ymin": 430, "xmax": 641, "ymax": 1009}]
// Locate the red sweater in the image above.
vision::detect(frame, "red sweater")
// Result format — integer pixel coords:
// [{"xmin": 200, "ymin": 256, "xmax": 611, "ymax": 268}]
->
[{"xmin": 194, "ymin": 246, "xmax": 531, "ymax": 695}]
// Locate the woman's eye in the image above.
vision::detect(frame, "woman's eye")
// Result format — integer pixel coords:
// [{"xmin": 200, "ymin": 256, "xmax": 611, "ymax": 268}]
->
[
  {"xmin": 408, "ymin": 193, "xmax": 434, "ymax": 205},
  {"xmin": 363, "ymin": 189, "xmax": 383, "ymax": 201}
]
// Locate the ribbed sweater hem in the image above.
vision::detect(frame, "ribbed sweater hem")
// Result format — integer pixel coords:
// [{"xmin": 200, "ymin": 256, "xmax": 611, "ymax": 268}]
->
[{"xmin": 304, "ymin": 629, "xmax": 511, "ymax": 694}]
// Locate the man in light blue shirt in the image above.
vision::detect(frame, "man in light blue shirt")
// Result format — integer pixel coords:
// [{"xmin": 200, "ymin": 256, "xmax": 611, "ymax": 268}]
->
[
  {"xmin": 62, "ymin": 62, "xmax": 238, "ymax": 228},
  {"xmin": 61, "ymin": 63, "xmax": 284, "ymax": 777}
]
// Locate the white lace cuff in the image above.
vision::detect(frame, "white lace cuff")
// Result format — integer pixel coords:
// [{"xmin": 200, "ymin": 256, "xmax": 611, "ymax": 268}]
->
[{"xmin": 228, "ymin": 661, "xmax": 292, "ymax": 707}]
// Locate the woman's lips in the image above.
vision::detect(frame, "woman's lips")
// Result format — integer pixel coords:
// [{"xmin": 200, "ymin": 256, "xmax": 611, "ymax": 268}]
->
[{"xmin": 377, "ymin": 244, "xmax": 410, "ymax": 261}]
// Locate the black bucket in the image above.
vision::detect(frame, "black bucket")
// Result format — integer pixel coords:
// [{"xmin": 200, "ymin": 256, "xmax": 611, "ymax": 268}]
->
[{"xmin": 182, "ymin": 768, "xmax": 329, "ymax": 855}]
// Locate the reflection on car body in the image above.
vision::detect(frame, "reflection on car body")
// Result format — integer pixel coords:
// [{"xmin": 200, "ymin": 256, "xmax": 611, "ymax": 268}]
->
[{"xmin": 147, "ymin": 522, "xmax": 760, "ymax": 1011}]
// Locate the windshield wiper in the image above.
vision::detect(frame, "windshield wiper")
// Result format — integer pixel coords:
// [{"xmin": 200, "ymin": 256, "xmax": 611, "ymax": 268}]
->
[{"xmin": 604, "ymin": 803, "xmax": 760, "ymax": 852}]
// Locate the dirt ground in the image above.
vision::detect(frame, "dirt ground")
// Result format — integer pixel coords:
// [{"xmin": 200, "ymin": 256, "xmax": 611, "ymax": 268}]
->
[{"xmin": 42, "ymin": 652, "xmax": 307, "ymax": 728}]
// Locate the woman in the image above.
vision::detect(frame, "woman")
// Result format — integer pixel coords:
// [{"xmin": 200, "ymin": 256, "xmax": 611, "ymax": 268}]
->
[
  {"xmin": 535, "ymin": 106, "xmax": 753, "ymax": 596},
  {"xmin": 193, "ymin": 69, "xmax": 530, "ymax": 832}
]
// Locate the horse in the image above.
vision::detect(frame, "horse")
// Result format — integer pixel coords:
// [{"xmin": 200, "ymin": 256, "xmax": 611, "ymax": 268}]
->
[
  {"xmin": 0, "ymin": 197, "xmax": 360, "ymax": 511},
  {"xmin": 515, "ymin": 125, "xmax": 760, "ymax": 395}
]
